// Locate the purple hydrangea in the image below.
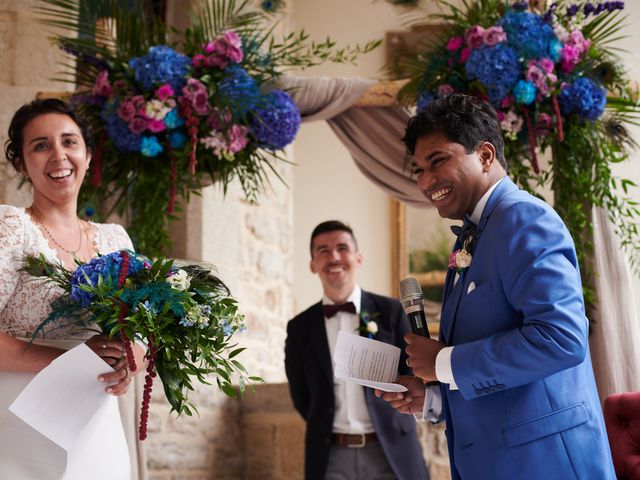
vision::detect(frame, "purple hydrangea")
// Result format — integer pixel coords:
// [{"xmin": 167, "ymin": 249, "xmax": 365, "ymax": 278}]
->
[
  {"xmin": 129, "ymin": 45, "xmax": 190, "ymax": 93},
  {"xmin": 216, "ymin": 65, "xmax": 260, "ymax": 118},
  {"xmin": 465, "ymin": 44, "xmax": 519, "ymax": 104},
  {"xmin": 70, "ymin": 251, "xmax": 146, "ymax": 307},
  {"xmin": 250, "ymin": 90, "xmax": 301, "ymax": 150},
  {"xmin": 499, "ymin": 11, "xmax": 557, "ymax": 60},
  {"xmin": 558, "ymin": 77, "xmax": 607, "ymax": 121}
]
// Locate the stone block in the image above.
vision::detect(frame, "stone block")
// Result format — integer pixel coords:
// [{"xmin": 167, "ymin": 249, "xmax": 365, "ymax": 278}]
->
[
  {"xmin": 0, "ymin": 12, "xmax": 17, "ymax": 84},
  {"xmin": 147, "ymin": 438, "xmax": 212, "ymax": 470},
  {"xmin": 279, "ymin": 420, "xmax": 305, "ymax": 478}
]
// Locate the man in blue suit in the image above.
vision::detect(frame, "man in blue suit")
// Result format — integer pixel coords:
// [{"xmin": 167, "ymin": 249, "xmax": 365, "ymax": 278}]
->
[
  {"xmin": 378, "ymin": 94, "xmax": 615, "ymax": 479},
  {"xmin": 285, "ymin": 221, "xmax": 429, "ymax": 480}
]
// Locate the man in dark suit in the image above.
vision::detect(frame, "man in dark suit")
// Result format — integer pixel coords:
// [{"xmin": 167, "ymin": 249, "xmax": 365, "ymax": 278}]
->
[
  {"xmin": 377, "ymin": 94, "xmax": 614, "ymax": 479},
  {"xmin": 285, "ymin": 220, "xmax": 429, "ymax": 480}
]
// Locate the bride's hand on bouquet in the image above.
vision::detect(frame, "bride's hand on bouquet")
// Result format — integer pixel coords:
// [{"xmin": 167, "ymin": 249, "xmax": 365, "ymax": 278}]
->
[{"xmin": 85, "ymin": 334, "xmax": 132, "ymax": 396}]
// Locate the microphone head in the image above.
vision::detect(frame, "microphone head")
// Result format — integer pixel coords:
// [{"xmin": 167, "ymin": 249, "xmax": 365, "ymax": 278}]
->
[{"xmin": 399, "ymin": 277, "xmax": 424, "ymax": 310}]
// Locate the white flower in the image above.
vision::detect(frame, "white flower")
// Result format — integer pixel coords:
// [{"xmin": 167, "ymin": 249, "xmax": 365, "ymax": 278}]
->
[
  {"xmin": 167, "ymin": 269, "xmax": 191, "ymax": 291},
  {"xmin": 366, "ymin": 321, "xmax": 378, "ymax": 335},
  {"xmin": 455, "ymin": 250, "xmax": 472, "ymax": 269},
  {"xmin": 145, "ymin": 99, "xmax": 172, "ymax": 120}
]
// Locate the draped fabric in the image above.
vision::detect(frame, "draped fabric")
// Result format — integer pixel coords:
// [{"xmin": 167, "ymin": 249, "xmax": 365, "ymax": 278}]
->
[{"xmin": 286, "ymin": 75, "xmax": 640, "ymax": 401}]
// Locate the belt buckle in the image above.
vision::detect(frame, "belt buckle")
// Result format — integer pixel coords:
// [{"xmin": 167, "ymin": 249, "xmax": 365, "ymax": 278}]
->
[{"xmin": 347, "ymin": 433, "xmax": 366, "ymax": 448}]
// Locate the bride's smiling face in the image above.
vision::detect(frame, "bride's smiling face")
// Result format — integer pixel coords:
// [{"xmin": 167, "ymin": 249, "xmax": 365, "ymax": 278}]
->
[{"xmin": 21, "ymin": 113, "xmax": 91, "ymax": 204}]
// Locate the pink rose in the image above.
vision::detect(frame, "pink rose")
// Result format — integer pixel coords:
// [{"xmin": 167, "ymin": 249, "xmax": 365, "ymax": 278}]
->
[
  {"xmin": 118, "ymin": 100, "xmax": 136, "ymax": 122},
  {"xmin": 129, "ymin": 117, "xmax": 148, "ymax": 135},
  {"xmin": 483, "ymin": 26, "xmax": 506, "ymax": 46},
  {"xmin": 226, "ymin": 45, "xmax": 243, "ymax": 64},
  {"xmin": 148, "ymin": 119, "xmax": 166, "ymax": 133},
  {"xmin": 446, "ymin": 36, "xmax": 464, "ymax": 52},
  {"xmin": 464, "ymin": 26, "xmax": 485, "ymax": 49},
  {"xmin": 539, "ymin": 58, "xmax": 555, "ymax": 74},
  {"xmin": 155, "ymin": 84, "xmax": 174, "ymax": 101},
  {"xmin": 204, "ymin": 41, "xmax": 216, "ymax": 54},
  {"xmin": 205, "ymin": 54, "xmax": 228, "ymax": 69},
  {"xmin": 92, "ymin": 70, "xmax": 112, "ymax": 98},
  {"xmin": 131, "ymin": 95, "xmax": 145, "ymax": 110},
  {"xmin": 223, "ymin": 30, "xmax": 242, "ymax": 49},
  {"xmin": 192, "ymin": 90, "xmax": 210, "ymax": 115},
  {"xmin": 526, "ymin": 65, "xmax": 545, "ymax": 86},
  {"xmin": 182, "ymin": 78, "xmax": 206, "ymax": 99},
  {"xmin": 192, "ymin": 54, "xmax": 207, "ymax": 68}
]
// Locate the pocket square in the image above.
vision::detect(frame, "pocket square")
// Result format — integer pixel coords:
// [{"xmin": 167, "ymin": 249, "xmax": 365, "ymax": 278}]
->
[{"xmin": 467, "ymin": 282, "xmax": 476, "ymax": 294}]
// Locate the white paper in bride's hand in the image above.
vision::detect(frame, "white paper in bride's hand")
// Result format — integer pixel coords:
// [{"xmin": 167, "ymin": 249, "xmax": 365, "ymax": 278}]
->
[
  {"xmin": 9, "ymin": 344, "xmax": 130, "ymax": 479},
  {"xmin": 334, "ymin": 331, "xmax": 407, "ymax": 392}
]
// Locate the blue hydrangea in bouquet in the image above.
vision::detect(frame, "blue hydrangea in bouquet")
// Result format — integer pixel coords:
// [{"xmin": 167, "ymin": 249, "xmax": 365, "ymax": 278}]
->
[
  {"xmin": 23, "ymin": 250, "xmax": 258, "ymax": 440},
  {"xmin": 393, "ymin": 0, "xmax": 640, "ymax": 313},
  {"xmin": 36, "ymin": 0, "xmax": 380, "ymax": 255}
]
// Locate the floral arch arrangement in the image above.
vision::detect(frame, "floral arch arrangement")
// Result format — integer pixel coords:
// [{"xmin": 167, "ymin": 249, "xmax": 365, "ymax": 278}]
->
[
  {"xmin": 392, "ymin": 0, "xmax": 640, "ymax": 315},
  {"xmin": 37, "ymin": 0, "xmax": 379, "ymax": 256}
]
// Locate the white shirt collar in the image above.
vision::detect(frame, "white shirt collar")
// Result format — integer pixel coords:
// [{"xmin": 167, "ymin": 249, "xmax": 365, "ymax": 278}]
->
[
  {"xmin": 469, "ymin": 177, "xmax": 505, "ymax": 225},
  {"xmin": 322, "ymin": 285, "xmax": 361, "ymax": 313}
]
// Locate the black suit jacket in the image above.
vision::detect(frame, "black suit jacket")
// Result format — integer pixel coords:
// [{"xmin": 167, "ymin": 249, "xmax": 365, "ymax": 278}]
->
[{"xmin": 284, "ymin": 290, "xmax": 430, "ymax": 480}]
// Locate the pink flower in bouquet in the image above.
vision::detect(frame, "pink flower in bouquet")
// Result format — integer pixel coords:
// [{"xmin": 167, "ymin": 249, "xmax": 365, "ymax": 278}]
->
[
  {"xmin": 208, "ymin": 108, "xmax": 233, "ymax": 130},
  {"xmin": 191, "ymin": 90, "xmax": 210, "ymax": 116},
  {"xmin": 459, "ymin": 47, "xmax": 471, "ymax": 63},
  {"xmin": 569, "ymin": 30, "xmax": 591, "ymax": 55},
  {"xmin": 560, "ymin": 44, "xmax": 581, "ymax": 73},
  {"xmin": 92, "ymin": 70, "xmax": 112, "ymax": 98},
  {"xmin": 539, "ymin": 58, "xmax": 555, "ymax": 74},
  {"xmin": 223, "ymin": 31, "xmax": 243, "ymax": 63},
  {"xmin": 483, "ymin": 26, "xmax": 506, "ymax": 46},
  {"xmin": 148, "ymin": 119, "xmax": 166, "ymax": 133},
  {"xmin": 465, "ymin": 26, "xmax": 485, "ymax": 49},
  {"xmin": 500, "ymin": 110, "xmax": 523, "ymax": 135},
  {"xmin": 446, "ymin": 36, "xmax": 464, "ymax": 52},
  {"xmin": 438, "ymin": 84, "xmax": 454, "ymax": 97},
  {"xmin": 131, "ymin": 95, "xmax": 146, "ymax": 111},
  {"xmin": 129, "ymin": 117, "xmax": 149, "ymax": 135},
  {"xmin": 228, "ymin": 124, "xmax": 248, "ymax": 153},
  {"xmin": 192, "ymin": 54, "xmax": 207, "ymax": 68},
  {"xmin": 155, "ymin": 84, "xmax": 175, "ymax": 101},
  {"xmin": 182, "ymin": 78, "xmax": 207, "ymax": 98},
  {"xmin": 118, "ymin": 100, "xmax": 137, "ymax": 122},
  {"xmin": 535, "ymin": 112, "xmax": 553, "ymax": 137}
]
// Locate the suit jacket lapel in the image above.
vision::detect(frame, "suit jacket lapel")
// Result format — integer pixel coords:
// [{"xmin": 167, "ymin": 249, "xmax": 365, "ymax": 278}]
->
[
  {"xmin": 309, "ymin": 302, "xmax": 334, "ymax": 382},
  {"xmin": 441, "ymin": 177, "xmax": 518, "ymax": 344}
]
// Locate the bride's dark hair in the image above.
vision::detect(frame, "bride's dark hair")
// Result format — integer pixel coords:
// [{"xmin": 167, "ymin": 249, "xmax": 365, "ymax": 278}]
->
[{"xmin": 4, "ymin": 98, "xmax": 93, "ymax": 173}]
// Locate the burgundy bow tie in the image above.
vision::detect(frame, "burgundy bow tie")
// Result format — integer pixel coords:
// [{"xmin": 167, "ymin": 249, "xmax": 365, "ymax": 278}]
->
[{"xmin": 323, "ymin": 302, "xmax": 356, "ymax": 318}]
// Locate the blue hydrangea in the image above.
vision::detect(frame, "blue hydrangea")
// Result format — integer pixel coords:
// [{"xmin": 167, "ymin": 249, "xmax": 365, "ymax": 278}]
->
[
  {"xmin": 250, "ymin": 90, "xmax": 301, "ymax": 150},
  {"xmin": 70, "ymin": 251, "xmax": 146, "ymax": 307},
  {"xmin": 140, "ymin": 136, "xmax": 164, "ymax": 157},
  {"xmin": 129, "ymin": 45, "xmax": 190, "ymax": 92},
  {"xmin": 499, "ymin": 11, "xmax": 557, "ymax": 60},
  {"xmin": 549, "ymin": 39, "xmax": 563, "ymax": 62},
  {"xmin": 101, "ymin": 102, "xmax": 141, "ymax": 153},
  {"xmin": 416, "ymin": 91, "xmax": 435, "ymax": 112},
  {"xmin": 164, "ymin": 109, "xmax": 185, "ymax": 129},
  {"xmin": 558, "ymin": 77, "xmax": 607, "ymax": 121},
  {"xmin": 217, "ymin": 65, "xmax": 260, "ymax": 118},
  {"xmin": 169, "ymin": 131, "xmax": 187, "ymax": 149},
  {"xmin": 465, "ymin": 44, "xmax": 519, "ymax": 104},
  {"xmin": 513, "ymin": 80, "xmax": 537, "ymax": 105}
]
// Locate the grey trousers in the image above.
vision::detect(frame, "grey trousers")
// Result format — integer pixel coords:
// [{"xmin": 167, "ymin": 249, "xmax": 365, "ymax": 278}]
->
[{"xmin": 324, "ymin": 442, "xmax": 397, "ymax": 480}]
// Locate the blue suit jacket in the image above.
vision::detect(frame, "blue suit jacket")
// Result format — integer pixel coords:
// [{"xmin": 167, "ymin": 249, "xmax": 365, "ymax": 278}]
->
[
  {"xmin": 439, "ymin": 177, "xmax": 615, "ymax": 479},
  {"xmin": 285, "ymin": 290, "xmax": 429, "ymax": 480}
]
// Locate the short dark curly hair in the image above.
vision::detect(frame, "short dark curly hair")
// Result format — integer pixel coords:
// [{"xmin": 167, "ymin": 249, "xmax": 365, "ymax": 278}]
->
[
  {"xmin": 4, "ymin": 98, "xmax": 93, "ymax": 173},
  {"xmin": 402, "ymin": 93, "xmax": 508, "ymax": 171}
]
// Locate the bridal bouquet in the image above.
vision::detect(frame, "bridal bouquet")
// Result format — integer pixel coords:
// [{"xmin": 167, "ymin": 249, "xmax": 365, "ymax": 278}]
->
[{"xmin": 24, "ymin": 250, "xmax": 258, "ymax": 440}]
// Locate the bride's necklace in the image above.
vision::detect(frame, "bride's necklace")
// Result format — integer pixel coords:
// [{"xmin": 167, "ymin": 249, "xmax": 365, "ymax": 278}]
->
[{"xmin": 29, "ymin": 206, "xmax": 84, "ymax": 256}]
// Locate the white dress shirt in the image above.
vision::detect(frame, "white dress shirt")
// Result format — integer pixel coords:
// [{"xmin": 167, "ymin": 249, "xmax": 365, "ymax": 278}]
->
[
  {"xmin": 435, "ymin": 177, "xmax": 505, "ymax": 390},
  {"xmin": 323, "ymin": 285, "xmax": 376, "ymax": 434}
]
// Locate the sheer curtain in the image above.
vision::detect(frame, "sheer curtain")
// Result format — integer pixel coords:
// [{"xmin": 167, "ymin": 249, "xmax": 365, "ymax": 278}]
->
[{"xmin": 287, "ymin": 75, "xmax": 640, "ymax": 400}]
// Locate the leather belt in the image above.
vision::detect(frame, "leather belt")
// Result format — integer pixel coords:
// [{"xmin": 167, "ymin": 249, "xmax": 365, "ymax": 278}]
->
[{"xmin": 331, "ymin": 432, "xmax": 378, "ymax": 448}]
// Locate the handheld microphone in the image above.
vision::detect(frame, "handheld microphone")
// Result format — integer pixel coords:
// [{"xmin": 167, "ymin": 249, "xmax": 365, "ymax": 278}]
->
[{"xmin": 399, "ymin": 277, "xmax": 430, "ymax": 338}]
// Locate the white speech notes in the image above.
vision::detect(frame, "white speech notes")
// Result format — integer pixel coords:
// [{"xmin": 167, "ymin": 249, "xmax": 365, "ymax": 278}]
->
[{"xmin": 334, "ymin": 331, "xmax": 407, "ymax": 392}]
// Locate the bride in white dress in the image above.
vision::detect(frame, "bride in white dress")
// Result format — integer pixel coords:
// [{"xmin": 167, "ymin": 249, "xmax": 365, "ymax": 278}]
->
[{"xmin": 0, "ymin": 99, "xmax": 146, "ymax": 479}]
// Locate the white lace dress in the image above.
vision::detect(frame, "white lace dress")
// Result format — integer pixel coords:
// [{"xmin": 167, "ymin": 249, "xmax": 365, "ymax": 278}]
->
[{"xmin": 0, "ymin": 205, "xmax": 141, "ymax": 479}]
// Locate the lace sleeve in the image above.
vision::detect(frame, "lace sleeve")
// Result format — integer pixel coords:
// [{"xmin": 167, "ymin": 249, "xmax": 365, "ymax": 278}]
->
[{"xmin": 0, "ymin": 206, "xmax": 26, "ymax": 315}]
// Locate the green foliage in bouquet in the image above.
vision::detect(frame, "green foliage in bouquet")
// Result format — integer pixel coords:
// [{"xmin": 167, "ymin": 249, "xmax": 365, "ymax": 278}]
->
[
  {"xmin": 23, "ymin": 250, "xmax": 259, "ymax": 440},
  {"xmin": 389, "ymin": 0, "xmax": 640, "ymax": 318},
  {"xmin": 35, "ymin": 0, "xmax": 381, "ymax": 256}
]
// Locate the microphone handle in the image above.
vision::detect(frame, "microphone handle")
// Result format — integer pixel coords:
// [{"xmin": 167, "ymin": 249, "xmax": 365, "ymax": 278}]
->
[{"xmin": 407, "ymin": 310, "xmax": 430, "ymax": 338}]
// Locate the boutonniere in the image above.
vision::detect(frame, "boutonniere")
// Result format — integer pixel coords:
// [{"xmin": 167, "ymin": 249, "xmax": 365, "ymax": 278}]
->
[
  {"xmin": 358, "ymin": 311, "xmax": 380, "ymax": 339},
  {"xmin": 449, "ymin": 239, "xmax": 473, "ymax": 273}
]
